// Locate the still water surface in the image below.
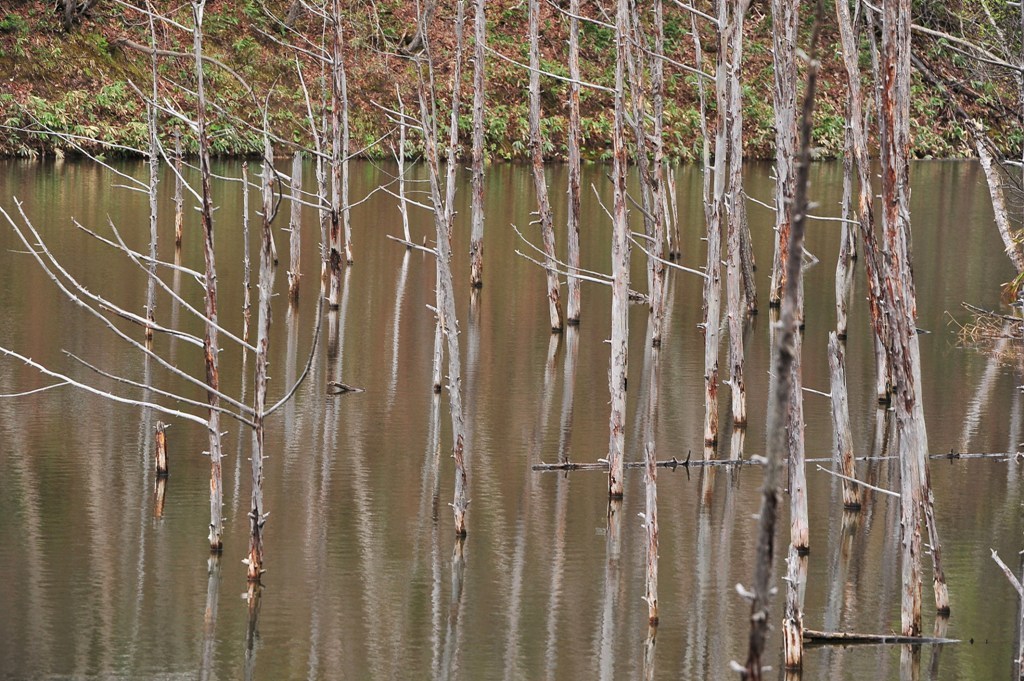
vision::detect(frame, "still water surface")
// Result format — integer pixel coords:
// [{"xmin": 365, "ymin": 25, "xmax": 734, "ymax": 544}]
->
[{"xmin": 0, "ymin": 159, "xmax": 1021, "ymax": 680}]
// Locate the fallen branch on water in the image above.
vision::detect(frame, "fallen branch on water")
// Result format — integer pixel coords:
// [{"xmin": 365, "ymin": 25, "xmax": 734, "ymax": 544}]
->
[
  {"xmin": 385, "ymin": 234, "xmax": 437, "ymax": 256},
  {"xmin": 327, "ymin": 381, "xmax": 365, "ymax": 395},
  {"xmin": 803, "ymin": 629, "xmax": 959, "ymax": 645},
  {"xmin": 814, "ymin": 464, "xmax": 899, "ymax": 498},
  {"xmin": 534, "ymin": 451, "xmax": 1020, "ymax": 472},
  {"xmin": 955, "ymin": 304, "xmax": 1023, "ymax": 356}
]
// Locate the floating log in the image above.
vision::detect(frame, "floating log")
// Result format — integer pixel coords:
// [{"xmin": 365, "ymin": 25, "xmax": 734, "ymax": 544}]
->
[
  {"xmin": 803, "ymin": 629, "xmax": 958, "ymax": 646},
  {"xmin": 327, "ymin": 381, "xmax": 364, "ymax": 395}
]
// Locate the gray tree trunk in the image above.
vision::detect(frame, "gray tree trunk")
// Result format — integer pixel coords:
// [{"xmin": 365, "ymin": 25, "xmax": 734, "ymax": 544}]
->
[
  {"xmin": 528, "ymin": 0, "xmax": 563, "ymax": 332},
  {"xmin": 241, "ymin": 164, "xmax": 253, "ymax": 344},
  {"xmin": 469, "ymin": 0, "xmax": 486, "ymax": 288},
  {"xmin": 174, "ymin": 131, "xmax": 184, "ymax": 248},
  {"xmin": 608, "ymin": 0, "xmax": 631, "ymax": 498},
  {"xmin": 829, "ymin": 332, "xmax": 861, "ymax": 508},
  {"xmin": 704, "ymin": 0, "xmax": 729, "ymax": 446},
  {"xmin": 725, "ymin": 0, "xmax": 750, "ymax": 425},
  {"xmin": 768, "ymin": 0, "xmax": 799, "ymax": 309},
  {"xmin": 192, "ymin": 0, "xmax": 224, "ymax": 553},
  {"xmin": 879, "ymin": 0, "xmax": 949, "ymax": 632},
  {"xmin": 416, "ymin": 0, "xmax": 470, "ymax": 535},
  {"xmin": 566, "ymin": 0, "xmax": 583, "ymax": 324},
  {"xmin": 246, "ymin": 136, "xmax": 276, "ymax": 582},
  {"xmin": 328, "ymin": 3, "xmax": 345, "ymax": 307},
  {"xmin": 288, "ymin": 151, "xmax": 303, "ymax": 302},
  {"xmin": 745, "ymin": 2, "xmax": 823, "ymax": 674}
]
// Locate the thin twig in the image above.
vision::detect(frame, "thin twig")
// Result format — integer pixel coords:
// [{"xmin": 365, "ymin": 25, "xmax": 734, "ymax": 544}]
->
[{"xmin": 815, "ymin": 464, "xmax": 899, "ymax": 498}]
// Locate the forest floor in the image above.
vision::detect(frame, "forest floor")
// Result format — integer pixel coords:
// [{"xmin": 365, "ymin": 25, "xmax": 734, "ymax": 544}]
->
[{"xmin": 0, "ymin": 0, "xmax": 1019, "ymax": 161}]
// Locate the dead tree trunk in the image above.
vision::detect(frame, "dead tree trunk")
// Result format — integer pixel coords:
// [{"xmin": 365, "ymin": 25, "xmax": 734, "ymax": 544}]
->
[
  {"xmin": 145, "ymin": 7, "xmax": 159, "ymax": 346},
  {"xmin": 417, "ymin": 0, "xmax": 470, "ymax": 536},
  {"xmin": 768, "ymin": 0, "xmax": 799, "ymax": 309},
  {"xmin": 566, "ymin": 0, "xmax": 582, "ymax": 324},
  {"xmin": 885, "ymin": 0, "xmax": 917, "ymax": 626},
  {"xmin": 666, "ymin": 165, "xmax": 680, "ymax": 260},
  {"xmin": 469, "ymin": 0, "xmax": 486, "ymax": 288},
  {"xmin": 625, "ymin": 1, "xmax": 666, "ymax": 346},
  {"xmin": 643, "ymin": 441, "xmax": 659, "ymax": 624},
  {"xmin": 789, "ymin": 329, "xmax": 808, "ymax": 553},
  {"xmin": 991, "ymin": 551, "xmax": 1024, "ymax": 681},
  {"xmin": 835, "ymin": 120, "xmax": 855, "ymax": 339},
  {"xmin": 192, "ymin": 0, "xmax": 224, "ymax": 553},
  {"xmin": 405, "ymin": 0, "xmax": 438, "ymax": 53},
  {"xmin": 528, "ymin": 0, "xmax": 563, "ymax": 332},
  {"xmin": 288, "ymin": 151, "xmax": 303, "ymax": 302},
  {"xmin": 396, "ymin": 87, "xmax": 411, "ymax": 244},
  {"xmin": 174, "ymin": 131, "xmax": 184, "ymax": 248},
  {"xmin": 704, "ymin": 0, "xmax": 728, "ymax": 446},
  {"xmin": 744, "ymin": 2, "xmax": 823, "ymax": 675},
  {"xmin": 434, "ymin": 0, "xmax": 469, "ymax": 394},
  {"xmin": 725, "ymin": 0, "xmax": 751, "ymax": 425},
  {"xmin": 340, "ymin": 49, "xmax": 353, "ymax": 266},
  {"xmin": 836, "ymin": 0, "xmax": 890, "ymax": 405},
  {"xmin": 299, "ymin": 62, "xmax": 328, "ymax": 298},
  {"xmin": 63, "ymin": 0, "xmax": 75, "ymax": 32},
  {"xmin": 643, "ymin": 320, "xmax": 661, "ymax": 625},
  {"xmin": 608, "ymin": 0, "xmax": 630, "ymax": 498},
  {"xmin": 328, "ymin": 3, "xmax": 345, "ymax": 307},
  {"xmin": 146, "ymin": 100, "xmax": 159, "ymax": 347},
  {"xmin": 649, "ymin": 0, "xmax": 667, "ymax": 346},
  {"xmin": 975, "ymin": 132, "xmax": 1024, "ymax": 276},
  {"xmin": 879, "ymin": 0, "xmax": 949, "ymax": 632},
  {"xmin": 828, "ymin": 332, "xmax": 861, "ymax": 508},
  {"xmin": 246, "ymin": 136, "xmax": 275, "ymax": 583},
  {"xmin": 154, "ymin": 420, "xmax": 168, "ymax": 476},
  {"xmin": 153, "ymin": 476, "xmax": 167, "ymax": 518},
  {"xmin": 835, "ymin": 14, "xmax": 859, "ymax": 340},
  {"xmin": 782, "ymin": 546, "xmax": 808, "ymax": 669},
  {"xmin": 242, "ymin": 163, "xmax": 252, "ymax": 343}
]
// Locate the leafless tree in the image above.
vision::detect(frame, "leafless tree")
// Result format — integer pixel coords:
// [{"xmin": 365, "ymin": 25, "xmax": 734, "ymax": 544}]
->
[
  {"xmin": 528, "ymin": 0, "xmax": 563, "ymax": 332},
  {"xmin": 608, "ymin": 0, "xmax": 631, "ymax": 498},
  {"xmin": 411, "ymin": 0, "xmax": 471, "ymax": 535},
  {"xmin": 744, "ymin": 0, "xmax": 824, "ymax": 674}
]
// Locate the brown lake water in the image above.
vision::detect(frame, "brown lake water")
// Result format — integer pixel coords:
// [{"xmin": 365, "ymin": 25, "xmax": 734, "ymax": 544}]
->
[{"xmin": 0, "ymin": 158, "xmax": 1022, "ymax": 680}]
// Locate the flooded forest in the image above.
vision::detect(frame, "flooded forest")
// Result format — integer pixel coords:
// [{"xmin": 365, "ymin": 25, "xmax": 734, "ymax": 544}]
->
[{"xmin": 2, "ymin": 0, "xmax": 1024, "ymax": 679}]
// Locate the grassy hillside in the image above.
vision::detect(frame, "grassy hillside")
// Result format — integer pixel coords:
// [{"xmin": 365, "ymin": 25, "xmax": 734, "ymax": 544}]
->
[{"xmin": 0, "ymin": 0, "xmax": 1018, "ymax": 161}]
